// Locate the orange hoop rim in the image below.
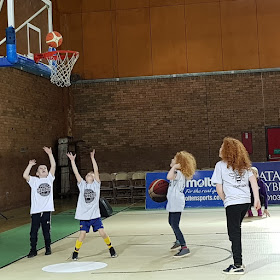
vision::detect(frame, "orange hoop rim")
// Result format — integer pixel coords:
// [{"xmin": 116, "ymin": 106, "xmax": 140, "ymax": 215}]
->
[{"xmin": 34, "ymin": 50, "xmax": 79, "ymax": 63}]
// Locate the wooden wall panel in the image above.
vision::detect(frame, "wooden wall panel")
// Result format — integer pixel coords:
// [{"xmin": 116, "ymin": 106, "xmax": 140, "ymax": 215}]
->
[
  {"xmin": 116, "ymin": 9, "xmax": 152, "ymax": 77},
  {"xmin": 257, "ymin": 0, "xmax": 280, "ymax": 68},
  {"xmin": 150, "ymin": 5, "xmax": 187, "ymax": 75},
  {"xmin": 82, "ymin": 0, "xmax": 111, "ymax": 12},
  {"xmin": 82, "ymin": 11, "xmax": 115, "ymax": 79},
  {"xmin": 185, "ymin": 2, "xmax": 223, "ymax": 72},
  {"xmin": 150, "ymin": 0, "xmax": 184, "ymax": 7},
  {"xmin": 56, "ymin": 0, "xmax": 82, "ymax": 13},
  {"xmin": 113, "ymin": 0, "xmax": 149, "ymax": 10},
  {"xmin": 60, "ymin": 14, "xmax": 84, "ymax": 76},
  {"xmin": 185, "ymin": 0, "xmax": 219, "ymax": 4},
  {"xmin": 221, "ymin": 0, "xmax": 259, "ymax": 70}
]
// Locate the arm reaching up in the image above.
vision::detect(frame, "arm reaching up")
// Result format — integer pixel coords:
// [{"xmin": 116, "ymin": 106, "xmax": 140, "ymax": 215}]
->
[
  {"xmin": 90, "ymin": 149, "xmax": 100, "ymax": 183},
  {"xmin": 23, "ymin": 159, "xmax": 36, "ymax": 182},
  {"xmin": 66, "ymin": 152, "xmax": 82, "ymax": 183},
  {"xmin": 43, "ymin": 147, "xmax": 56, "ymax": 177}
]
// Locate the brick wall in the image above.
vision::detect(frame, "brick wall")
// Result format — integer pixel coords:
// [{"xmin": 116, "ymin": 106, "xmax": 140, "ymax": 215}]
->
[
  {"xmin": 70, "ymin": 71, "xmax": 280, "ymax": 175},
  {"xmin": 0, "ymin": 68, "xmax": 67, "ymax": 211}
]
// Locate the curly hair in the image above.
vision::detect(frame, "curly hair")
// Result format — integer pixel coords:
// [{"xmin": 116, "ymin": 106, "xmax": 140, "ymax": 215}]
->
[
  {"xmin": 221, "ymin": 137, "xmax": 251, "ymax": 175},
  {"xmin": 175, "ymin": 151, "xmax": 197, "ymax": 179}
]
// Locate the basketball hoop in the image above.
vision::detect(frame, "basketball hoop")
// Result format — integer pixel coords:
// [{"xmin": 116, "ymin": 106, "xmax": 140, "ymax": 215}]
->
[{"xmin": 34, "ymin": 50, "xmax": 79, "ymax": 87}]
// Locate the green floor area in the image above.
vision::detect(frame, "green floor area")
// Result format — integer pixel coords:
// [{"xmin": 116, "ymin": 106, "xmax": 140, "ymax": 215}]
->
[{"xmin": 0, "ymin": 205, "xmax": 145, "ymax": 269}]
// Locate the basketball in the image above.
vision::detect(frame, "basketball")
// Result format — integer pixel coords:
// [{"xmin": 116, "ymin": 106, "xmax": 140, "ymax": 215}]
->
[
  {"xmin": 148, "ymin": 179, "xmax": 169, "ymax": 203},
  {"xmin": 46, "ymin": 31, "xmax": 63, "ymax": 48}
]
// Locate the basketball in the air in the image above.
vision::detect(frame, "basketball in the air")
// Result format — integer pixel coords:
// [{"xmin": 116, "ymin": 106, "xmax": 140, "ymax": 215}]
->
[
  {"xmin": 46, "ymin": 31, "xmax": 63, "ymax": 48},
  {"xmin": 148, "ymin": 179, "xmax": 169, "ymax": 202}
]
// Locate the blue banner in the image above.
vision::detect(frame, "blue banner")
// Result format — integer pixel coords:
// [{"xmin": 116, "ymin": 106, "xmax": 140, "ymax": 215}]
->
[{"xmin": 146, "ymin": 162, "xmax": 280, "ymax": 209}]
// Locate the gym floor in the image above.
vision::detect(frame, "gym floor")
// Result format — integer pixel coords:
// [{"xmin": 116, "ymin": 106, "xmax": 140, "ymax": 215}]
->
[{"xmin": 1, "ymin": 203, "xmax": 280, "ymax": 279}]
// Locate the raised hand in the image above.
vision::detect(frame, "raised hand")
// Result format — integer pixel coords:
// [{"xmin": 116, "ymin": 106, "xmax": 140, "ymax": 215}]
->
[
  {"xmin": 43, "ymin": 147, "xmax": 52, "ymax": 155},
  {"xmin": 174, "ymin": 163, "xmax": 181, "ymax": 169},
  {"xmin": 90, "ymin": 149, "xmax": 96, "ymax": 159},
  {"xmin": 66, "ymin": 152, "xmax": 76, "ymax": 161},
  {"xmin": 29, "ymin": 159, "xmax": 36, "ymax": 166}
]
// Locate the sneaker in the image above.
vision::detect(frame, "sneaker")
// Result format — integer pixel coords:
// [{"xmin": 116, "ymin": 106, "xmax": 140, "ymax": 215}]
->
[
  {"xmin": 109, "ymin": 247, "xmax": 118, "ymax": 258},
  {"xmin": 258, "ymin": 209, "xmax": 263, "ymax": 217},
  {"xmin": 248, "ymin": 209, "xmax": 253, "ymax": 217},
  {"xmin": 170, "ymin": 241, "xmax": 181, "ymax": 251},
  {"xmin": 173, "ymin": 247, "xmax": 191, "ymax": 258},
  {"xmin": 45, "ymin": 247, "xmax": 51, "ymax": 255},
  {"xmin": 27, "ymin": 250, "xmax": 37, "ymax": 258},
  {"xmin": 222, "ymin": 264, "xmax": 245, "ymax": 275},
  {"xmin": 72, "ymin": 251, "xmax": 78, "ymax": 261}
]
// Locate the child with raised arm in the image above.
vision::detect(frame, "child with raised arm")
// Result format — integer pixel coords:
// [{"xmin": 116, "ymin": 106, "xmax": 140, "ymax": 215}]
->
[
  {"xmin": 23, "ymin": 147, "xmax": 56, "ymax": 258},
  {"xmin": 167, "ymin": 151, "xmax": 196, "ymax": 258},
  {"xmin": 67, "ymin": 149, "xmax": 117, "ymax": 260}
]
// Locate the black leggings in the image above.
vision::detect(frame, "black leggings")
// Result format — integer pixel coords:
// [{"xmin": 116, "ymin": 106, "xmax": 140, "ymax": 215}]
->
[
  {"xmin": 168, "ymin": 212, "xmax": 186, "ymax": 246},
  {"xmin": 30, "ymin": 212, "xmax": 51, "ymax": 250},
  {"xmin": 225, "ymin": 203, "xmax": 250, "ymax": 266}
]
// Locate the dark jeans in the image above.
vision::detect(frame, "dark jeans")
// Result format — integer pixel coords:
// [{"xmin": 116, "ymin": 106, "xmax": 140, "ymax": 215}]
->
[
  {"xmin": 30, "ymin": 212, "xmax": 51, "ymax": 250},
  {"xmin": 168, "ymin": 212, "xmax": 186, "ymax": 246},
  {"xmin": 225, "ymin": 203, "xmax": 250, "ymax": 266}
]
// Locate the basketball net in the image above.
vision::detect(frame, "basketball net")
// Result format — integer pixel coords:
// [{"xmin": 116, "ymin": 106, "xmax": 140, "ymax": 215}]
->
[{"xmin": 34, "ymin": 50, "xmax": 79, "ymax": 87}]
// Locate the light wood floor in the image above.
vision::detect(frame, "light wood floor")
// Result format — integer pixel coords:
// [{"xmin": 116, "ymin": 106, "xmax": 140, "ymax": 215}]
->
[{"xmin": 1, "ymin": 206, "xmax": 280, "ymax": 279}]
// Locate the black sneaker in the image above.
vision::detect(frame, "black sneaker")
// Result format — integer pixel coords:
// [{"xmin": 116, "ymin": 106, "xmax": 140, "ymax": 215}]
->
[
  {"xmin": 27, "ymin": 250, "xmax": 37, "ymax": 258},
  {"xmin": 72, "ymin": 251, "xmax": 78, "ymax": 261},
  {"xmin": 222, "ymin": 264, "xmax": 245, "ymax": 275},
  {"xmin": 170, "ymin": 241, "xmax": 181, "ymax": 251},
  {"xmin": 173, "ymin": 248, "xmax": 191, "ymax": 258},
  {"xmin": 109, "ymin": 247, "xmax": 118, "ymax": 258},
  {"xmin": 45, "ymin": 247, "xmax": 51, "ymax": 255}
]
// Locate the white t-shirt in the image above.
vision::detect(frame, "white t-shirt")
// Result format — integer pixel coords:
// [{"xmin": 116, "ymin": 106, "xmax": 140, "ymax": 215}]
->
[
  {"xmin": 75, "ymin": 179, "xmax": 101, "ymax": 220},
  {"xmin": 211, "ymin": 161, "xmax": 253, "ymax": 208},
  {"xmin": 166, "ymin": 170, "xmax": 186, "ymax": 212},
  {"xmin": 28, "ymin": 173, "xmax": 55, "ymax": 214}
]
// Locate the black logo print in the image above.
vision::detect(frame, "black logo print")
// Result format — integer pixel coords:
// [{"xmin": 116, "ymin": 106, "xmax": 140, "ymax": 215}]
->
[
  {"xmin": 84, "ymin": 189, "xmax": 96, "ymax": 203},
  {"xmin": 229, "ymin": 171, "xmax": 245, "ymax": 184},
  {"xmin": 37, "ymin": 183, "xmax": 51, "ymax": 196}
]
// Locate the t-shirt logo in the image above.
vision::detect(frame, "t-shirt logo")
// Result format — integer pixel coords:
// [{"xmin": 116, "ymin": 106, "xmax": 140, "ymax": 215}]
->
[
  {"xmin": 229, "ymin": 171, "xmax": 244, "ymax": 184},
  {"xmin": 84, "ymin": 189, "xmax": 96, "ymax": 203},
  {"xmin": 37, "ymin": 183, "xmax": 51, "ymax": 196}
]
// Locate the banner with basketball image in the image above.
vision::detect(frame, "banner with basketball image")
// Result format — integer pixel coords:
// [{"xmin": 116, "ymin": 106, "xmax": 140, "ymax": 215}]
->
[
  {"xmin": 146, "ymin": 171, "xmax": 223, "ymax": 209},
  {"xmin": 146, "ymin": 162, "xmax": 280, "ymax": 209}
]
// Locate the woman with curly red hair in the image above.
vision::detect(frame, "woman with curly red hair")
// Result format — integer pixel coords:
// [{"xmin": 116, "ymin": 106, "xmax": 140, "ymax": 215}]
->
[
  {"xmin": 166, "ymin": 151, "xmax": 196, "ymax": 258},
  {"xmin": 212, "ymin": 137, "xmax": 261, "ymax": 275}
]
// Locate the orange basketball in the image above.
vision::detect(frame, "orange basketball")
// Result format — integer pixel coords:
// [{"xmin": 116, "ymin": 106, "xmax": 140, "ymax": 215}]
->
[
  {"xmin": 148, "ymin": 179, "xmax": 169, "ymax": 203},
  {"xmin": 46, "ymin": 31, "xmax": 63, "ymax": 48}
]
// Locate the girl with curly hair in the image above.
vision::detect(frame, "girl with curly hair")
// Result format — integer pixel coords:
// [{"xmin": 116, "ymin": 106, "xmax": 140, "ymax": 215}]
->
[
  {"xmin": 211, "ymin": 137, "xmax": 261, "ymax": 275},
  {"xmin": 166, "ymin": 151, "xmax": 196, "ymax": 258}
]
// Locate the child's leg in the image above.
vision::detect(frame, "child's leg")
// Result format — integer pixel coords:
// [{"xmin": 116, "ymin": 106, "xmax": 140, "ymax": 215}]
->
[
  {"xmin": 169, "ymin": 212, "xmax": 186, "ymax": 247},
  {"xmin": 74, "ymin": 230, "xmax": 86, "ymax": 253},
  {"xmin": 29, "ymin": 213, "xmax": 41, "ymax": 254},
  {"xmin": 98, "ymin": 228, "xmax": 112, "ymax": 248},
  {"xmin": 41, "ymin": 212, "xmax": 51, "ymax": 254},
  {"xmin": 98, "ymin": 228, "xmax": 117, "ymax": 257}
]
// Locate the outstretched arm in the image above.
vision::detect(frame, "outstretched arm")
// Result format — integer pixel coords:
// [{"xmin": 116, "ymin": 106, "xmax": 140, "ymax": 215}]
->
[
  {"xmin": 249, "ymin": 175, "xmax": 261, "ymax": 210},
  {"xmin": 66, "ymin": 152, "xmax": 82, "ymax": 183},
  {"xmin": 90, "ymin": 150, "xmax": 100, "ymax": 183},
  {"xmin": 23, "ymin": 159, "xmax": 36, "ymax": 182},
  {"xmin": 43, "ymin": 147, "xmax": 56, "ymax": 177}
]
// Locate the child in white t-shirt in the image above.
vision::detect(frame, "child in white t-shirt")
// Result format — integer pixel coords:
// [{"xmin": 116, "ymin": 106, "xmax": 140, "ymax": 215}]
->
[
  {"xmin": 211, "ymin": 137, "xmax": 260, "ymax": 275},
  {"xmin": 67, "ymin": 149, "xmax": 117, "ymax": 260},
  {"xmin": 167, "ymin": 151, "xmax": 196, "ymax": 258},
  {"xmin": 23, "ymin": 147, "xmax": 56, "ymax": 258}
]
